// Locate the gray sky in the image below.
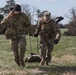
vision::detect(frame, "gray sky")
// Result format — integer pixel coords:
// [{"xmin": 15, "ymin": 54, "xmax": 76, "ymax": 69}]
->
[{"xmin": 0, "ymin": 0, "xmax": 76, "ymax": 24}]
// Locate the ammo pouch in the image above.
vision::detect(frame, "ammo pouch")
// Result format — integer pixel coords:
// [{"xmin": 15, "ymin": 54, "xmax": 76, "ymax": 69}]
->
[
  {"xmin": 40, "ymin": 32, "xmax": 49, "ymax": 39},
  {"xmin": 5, "ymin": 28, "xmax": 16, "ymax": 39},
  {"xmin": 4, "ymin": 15, "xmax": 21, "ymax": 39}
]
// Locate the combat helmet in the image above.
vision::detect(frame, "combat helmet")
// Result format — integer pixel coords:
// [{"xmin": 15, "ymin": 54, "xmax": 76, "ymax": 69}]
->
[
  {"xmin": 13, "ymin": 4, "xmax": 21, "ymax": 12},
  {"xmin": 44, "ymin": 11, "xmax": 51, "ymax": 16}
]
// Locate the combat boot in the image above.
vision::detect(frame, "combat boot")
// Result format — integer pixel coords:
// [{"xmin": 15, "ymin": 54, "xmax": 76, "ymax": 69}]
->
[
  {"xmin": 45, "ymin": 55, "xmax": 51, "ymax": 66},
  {"xmin": 45, "ymin": 57, "xmax": 49, "ymax": 66},
  {"xmin": 20, "ymin": 59, "xmax": 25, "ymax": 67},
  {"xmin": 39, "ymin": 59, "xmax": 45, "ymax": 66},
  {"xmin": 14, "ymin": 59, "xmax": 20, "ymax": 66},
  {"xmin": 45, "ymin": 61, "xmax": 49, "ymax": 66}
]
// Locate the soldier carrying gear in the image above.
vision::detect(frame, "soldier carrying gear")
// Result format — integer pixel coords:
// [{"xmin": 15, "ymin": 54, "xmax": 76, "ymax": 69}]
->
[
  {"xmin": 34, "ymin": 11, "xmax": 51, "ymax": 37},
  {"xmin": 43, "ymin": 11, "xmax": 51, "ymax": 21},
  {"xmin": 34, "ymin": 11, "xmax": 61, "ymax": 66},
  {"xmin": 0, "ymin": 4, "xmax": 32, "ymax": 67}
]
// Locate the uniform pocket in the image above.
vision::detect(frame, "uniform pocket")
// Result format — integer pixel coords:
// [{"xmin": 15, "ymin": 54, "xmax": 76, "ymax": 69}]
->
[{"xmin": 5, "ymin": 28, "xmax": 16, "ymax": 39}]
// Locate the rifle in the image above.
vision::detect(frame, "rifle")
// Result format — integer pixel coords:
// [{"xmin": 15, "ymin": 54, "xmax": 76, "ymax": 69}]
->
[{"xmin": 55, "ymin": 16, "xmax": 64, "ymax": 23}]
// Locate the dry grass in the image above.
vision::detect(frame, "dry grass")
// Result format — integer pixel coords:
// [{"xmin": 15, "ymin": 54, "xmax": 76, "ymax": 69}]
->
[{"xmin": 0, "ymin": 33, "xmax": 76, "ymax": 75}]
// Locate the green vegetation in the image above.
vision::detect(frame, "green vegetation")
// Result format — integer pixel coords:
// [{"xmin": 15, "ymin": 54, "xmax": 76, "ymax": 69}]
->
[{"xmin": 0, "ymin": 29, "xmax": 76, "ymax": 75}]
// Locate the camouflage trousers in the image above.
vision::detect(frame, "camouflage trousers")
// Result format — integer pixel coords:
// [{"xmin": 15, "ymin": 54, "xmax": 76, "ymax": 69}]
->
[
  {"xmin": 40, "ymin": 38, "xmax": 54, "ymax": 65},
  {"xmin": 10, "ymin": 36, "xmax": 26, "ymax": 66}
]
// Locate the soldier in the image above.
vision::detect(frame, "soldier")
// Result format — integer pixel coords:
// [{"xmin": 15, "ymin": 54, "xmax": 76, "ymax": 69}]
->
[
  {"xmin": 34, "ymin": 11, "xmax": 61, "ymax": 66},
  {"xmin": 0, "ymin": 4, "xmax": 31, "ymax": 67}
]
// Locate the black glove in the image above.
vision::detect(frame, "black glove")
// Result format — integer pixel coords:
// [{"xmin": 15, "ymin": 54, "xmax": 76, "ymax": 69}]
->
[
  {"xmin": 29, "ymin": 33, "xmax": 33, "ymax": 36},
  {"xmin": 54, "ymin": 39, "xmax": 59, "ymax": 44},
  {"xmin": 34, "ymin": 33, "xmax": 38, "ymax": 37}
]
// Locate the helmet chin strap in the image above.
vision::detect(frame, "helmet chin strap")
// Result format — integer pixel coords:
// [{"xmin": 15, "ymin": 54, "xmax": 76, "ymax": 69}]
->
[
  {"xmin": 44, "ymin": 16, "xmax": 51, "ymax": 23},
  {"xmin": 44, "ymin": 18, "xmax": 51, "ymax": 23},
  {"xmin": 45, "ymin": 19, "xmax": 51, "ymax": 23}
]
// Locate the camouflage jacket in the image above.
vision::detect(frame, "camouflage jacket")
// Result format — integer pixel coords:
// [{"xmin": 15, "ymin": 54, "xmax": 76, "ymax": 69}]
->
[
  {"xmin": 36, "ymin": 17, "xmax": 61, "ymax": 40},
  {"xmin": 0, "ymin": 11, "xmax": 31, "ymax": 39}
]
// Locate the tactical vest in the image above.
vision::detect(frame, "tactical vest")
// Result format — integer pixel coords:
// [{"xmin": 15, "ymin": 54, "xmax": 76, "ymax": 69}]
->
[{"xmin": 39, "ymin": 20, "xmax": 56, "ymax": 39}]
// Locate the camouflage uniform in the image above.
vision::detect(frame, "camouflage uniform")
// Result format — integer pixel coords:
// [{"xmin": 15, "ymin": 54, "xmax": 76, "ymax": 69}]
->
[
  {"xmin": 0, "ymin": 10, "xmax": 31, "ymax": 67},
  {"xmin": 35, "ymin": 13, "xmax": 61, "ymax": 65}
]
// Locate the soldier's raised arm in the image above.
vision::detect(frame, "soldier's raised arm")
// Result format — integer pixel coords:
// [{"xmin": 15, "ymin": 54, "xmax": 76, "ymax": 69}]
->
[
  {"xmin": 37, "ymin": 19, "xmax": 42, "ymax": 33},
  {"xmin": 53, "ymin": 22, "xmax": 61, "ymax": 44},
  {"xmin": 0, "ymin": 16, "xmax": 9, "ymax": 32},
  {"xmin": 23, "ymin": 14, "xmax": 32, "ymax": 35},
  {"xmin": 34, "ymin": 18, "xmax": 42, "ymax": 37}
]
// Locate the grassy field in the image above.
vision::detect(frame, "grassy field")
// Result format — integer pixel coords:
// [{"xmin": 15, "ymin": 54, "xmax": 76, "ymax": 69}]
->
[{"xmin": 0, "ymin": 29, "xmax": 76, "ymax": 75}]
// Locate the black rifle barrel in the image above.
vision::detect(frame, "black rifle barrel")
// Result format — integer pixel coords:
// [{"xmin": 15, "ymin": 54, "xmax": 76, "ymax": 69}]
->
[{"xmin": 55, "ymin": 16, "xmax": 64, "ymax": 23}]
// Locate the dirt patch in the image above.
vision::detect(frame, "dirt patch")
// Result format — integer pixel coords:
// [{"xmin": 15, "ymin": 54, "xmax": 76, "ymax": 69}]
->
[
  {"xmin": 28, "ymin": 68, "xmax": 47, "ymax": 75},
  {"xmin": 0, "ymin": 69, "xmax": 47, "ymax": 75},
  {"xmin": 0, "ymin": 55, "xmax": 76, "ymax": 75},
  {"xmin": 52, "ymin": 54, "xmax": 76, "ymax": 63},
  {"xmin": 0, "ymin": 70, "xmax": 29, "ymax": 75},
  {"xmin": 64, "ymin": 71, "xmax": 76, "ymax": 75},
  {"xmin": 61, "ymin": 55, "xmax": 76, "ymax": 62}
]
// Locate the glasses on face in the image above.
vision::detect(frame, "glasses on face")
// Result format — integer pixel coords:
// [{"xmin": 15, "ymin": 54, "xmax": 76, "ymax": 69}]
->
[{"xmin": 45, "ymin": 15, "xmax": 50, "ymax": 16}]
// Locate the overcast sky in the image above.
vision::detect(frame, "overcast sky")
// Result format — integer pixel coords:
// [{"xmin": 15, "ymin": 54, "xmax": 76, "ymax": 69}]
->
[{"xmin": 0, "ymin": 0, "xmax": 76, "ymax": 24}]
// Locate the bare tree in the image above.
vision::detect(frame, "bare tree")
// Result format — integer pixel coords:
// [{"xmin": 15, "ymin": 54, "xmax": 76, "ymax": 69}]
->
[
  {"xmin": 64, "ymin": 7, "xmax": 76, "ymax": 36},
  {"xmin": 0, "ymin": 0, "xmax": 15, "ymax": 15},
  {"xmin": 65, "ymin": 7, "xmax": 76, "ymax": 22},
  {"xmin": 31, "ymin": 6, "xmax": 37, "ymax": 24},
  {"xmin": 21, "ymin": 4, "xmax": 38, "ymax": 24},
  {"xmin": 69, "ymin": 8, "xmax": 76, "ymax": 22},
  {"xmin": 21, "ymin": 4, "xmax": 31, "ymax": 16},
  {"xmin": 21, "ymin": 4, "xmax": 38, "ymax": 34}
]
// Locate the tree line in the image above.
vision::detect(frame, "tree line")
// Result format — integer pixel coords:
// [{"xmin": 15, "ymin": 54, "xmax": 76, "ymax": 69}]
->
[{"xmin": 0, "ymin": 0, "xmax": 76, "ymax": 35}]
